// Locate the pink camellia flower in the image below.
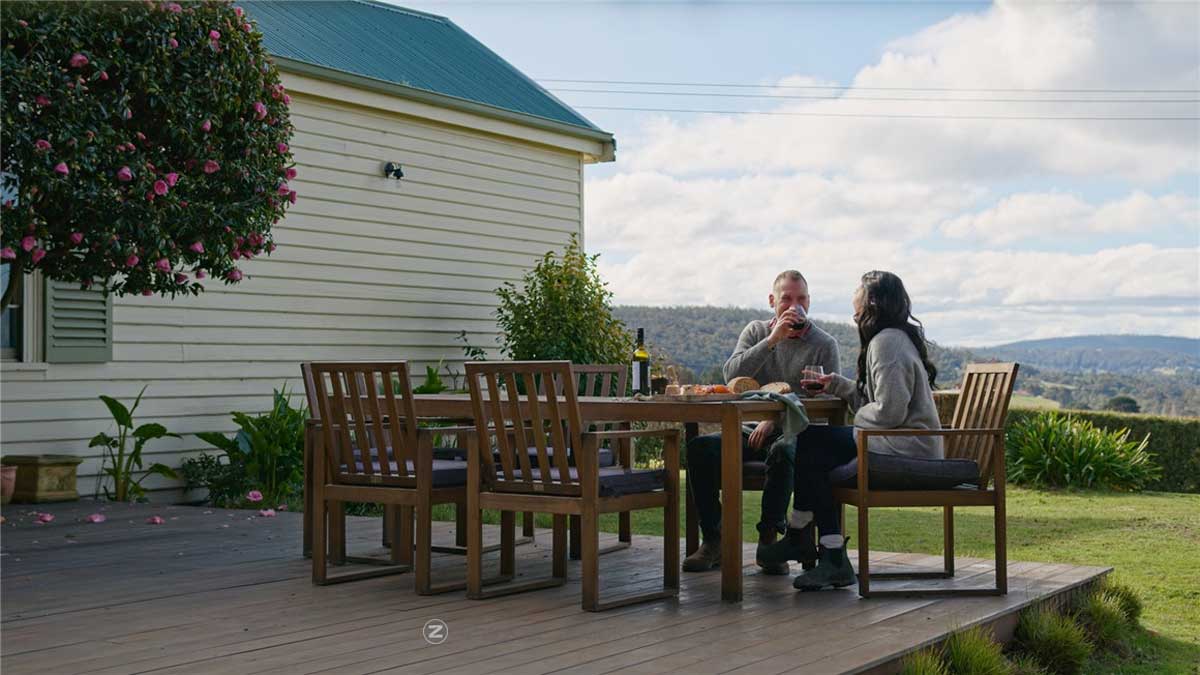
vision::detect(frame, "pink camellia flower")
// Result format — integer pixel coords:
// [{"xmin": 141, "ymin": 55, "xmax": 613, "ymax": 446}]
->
[
  {"xmin": 85, "ymin": 513, "xmax": 107, "ymax": 523},
  {"xmin": 283, "ymin": 94, "xmax": 291, "ymax": 105},
  {"xmin": 99, "ymin": 71, "xmax": 109, "ymax": 81},
  {"xmin": 0, "ymin": 248, "xmax": 15, "ymax": 260},
  {"xmin": 169, "ymin": 37, "xmax": 179, "ymax": 49},
  {"xmin": 203, "ymin": 160, "xmax": 220, "ymax": 174},
  {"xmin": 201, "ymin": 119, "xmax": 211, "ymax": 132},
  {"xmin": 142, "ymin": 289, "xmax": 153, "ymax": 296},
  {"xmin": 31, "ymin": 249, "xmax": 46, "ymax": 264},
  {"xmin": 243, "ymin": 22, "xmax": 252, "ymax": 33},
  {"xmin": 209, "ymin": 29, "xmax": 220, "ymax": 40},
  {"xmin": 153, "ymin": 179, "xmax": 168, "ymax": 196},
  {"xmin": 116, "ymin": 166, "xmax": 133, "ymax": 182},
  {"xmin": 36, "ymin": 94, "xmax": 51, "ymax": 106},
  {"xmin": 146, "ymin": 516, "xmax": 164, "ymax": 525},
  {"xmin": 288, "ymin": 190, "xmax": 297, "ymax": 204},
  {"xmin": 166, "ymin": 2, "xmax": 182, "ymax": 13},
  {"xmin": 195, "ymin": 268, "xmax": 207, "ymax": 279},
  {"xmin": 136, "ymin": 131, "xmax": 146, "ymax": 143},
  {"xmin": 155, "ymin": 257, "xmax": 170, "ymax": 272},
  {"xmin": 54, "ymin": 162, "xmax": 69, "ymax": 175},
  {"xmin": 230, "ymin": 249, "xmax": 241, "ymax": 260},
  {"xmin": 285, "ymin": 167, "xmax": 297, "ymax": 180},
  {"xmin": 145, "ymin": 191, "xmax": 155, "ymax": 202},
  {"xmin": 18, "ymin": 19, "xmax": 28, "ymax": 27},
  {"xmin": 189, "ymin": 241, "xmax": 204, "ymax": 254},
  {"xmin": 21, "ymin": 236, "xmax": 35, "ymax": 252},
  {"xmin": 227, "ymin": 268, "xmax": 243, "ymax": 282},
  {"xmin": 36, "ymin": 512, "xmax": 55, "ymax": 524},
  {"xmin": 234, "ymin": 6, "xmax": 244, "ymax": 17},
  {"xmin": 245, "ymin": 489, "xmax": 264, "ymax": 503},
  {"xmin": 253, "ymin": 101, "xmax": 267, "ymax": 120},
  {"xmin": 166, "ymin": 172, "xmax": 179, "ymax": 187},
  {"xmin": 125, "ymin": 254, "xmax": 140, "ymax": 268},
  {"xmin": 268, "ymin": 243, "xmax": 276, "ymax": 253},
  {"xmin": 179, "ymin": 200, "xmax": 188, "ymax": 207},
  {"xmin": 35, "ymin": 139, "xmax": 51, "ymax": 151},
  {"xmin": 276, "ymin": 504, "xmax": 288, "ymax": 511},
  {"xmin": 277, "ymin": 142, "xmax": 288, "ymax": 154},
  {"xmin": 257, "ymin": 509, "xmax": 276, "ymax": 518},
  {"xmin": 69, "ymin": 52, "xmax": 89, "ymax": 68},
  {"xmin": 175, "ymin": 272, "xmax": 188, "ymax": 284},
  {"xmin": 69, "ymin": 232, "xmax": 84, "ymax": 245},
  {"xmin": 276, "ymin": 182, "xmax": 290, "ymax": 195}
]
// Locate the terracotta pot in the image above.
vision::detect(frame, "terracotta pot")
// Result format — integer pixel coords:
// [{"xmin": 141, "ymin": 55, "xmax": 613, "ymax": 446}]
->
[{"xmin": 0, "ymin": 465, "xmax": 15, "ymax": 505}]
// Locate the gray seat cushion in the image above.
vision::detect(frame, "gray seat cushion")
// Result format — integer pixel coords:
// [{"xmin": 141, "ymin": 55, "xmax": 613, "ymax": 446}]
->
[
  {"xmin": 506, "ymin": 465, "xmax": 666, "ymax": 497},
  {"xmin": 340, "ymin": 458, "xmax": 468, "ymax": 487},
  {"xmin": 434, "ymin": 445, "xmax": 616, "ymax": 468},
  {"xmin": 829, "ymin": 453, "xmax": 979, "ymax": 490}
]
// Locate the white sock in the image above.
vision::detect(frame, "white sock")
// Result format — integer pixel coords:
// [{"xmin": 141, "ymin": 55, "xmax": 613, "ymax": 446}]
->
[
  {"xmin": 820, "ymin": 534, "xmax": 845, "ymax": 549},
  {"xmin": 789, "ymin": 510, "xmax": 813, "ymax": 529}
]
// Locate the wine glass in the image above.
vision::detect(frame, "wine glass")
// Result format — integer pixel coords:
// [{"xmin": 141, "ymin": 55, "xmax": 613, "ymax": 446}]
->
[{"xmin": 801, "ymin": 365, "xmax": 825, "ymax": 395}]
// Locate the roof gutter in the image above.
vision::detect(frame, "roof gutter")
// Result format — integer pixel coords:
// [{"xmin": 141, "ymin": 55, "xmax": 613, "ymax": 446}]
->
[{"xmin": 271, "ymin": 55, "xmax": 615, "ymax": 162}]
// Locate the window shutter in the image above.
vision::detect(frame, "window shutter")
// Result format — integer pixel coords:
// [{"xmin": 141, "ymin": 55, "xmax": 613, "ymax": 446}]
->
[{"xmin": 43, "ymin": 279, "xmax": 112, "ymax": 363}]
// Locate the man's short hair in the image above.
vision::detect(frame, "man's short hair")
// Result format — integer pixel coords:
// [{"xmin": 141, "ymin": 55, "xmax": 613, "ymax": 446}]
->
[{"xmin": 773, "ymin": 270, "xmax": 808, "ymax": 293}]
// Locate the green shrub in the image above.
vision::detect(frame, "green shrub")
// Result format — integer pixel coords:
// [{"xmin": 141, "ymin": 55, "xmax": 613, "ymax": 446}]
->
[
  {"xmin": 1, "ymin": 0, "xmax": 294, "ymax": 298},
  {"xmin": 189, "ymin": 388, "xmax": 306, "ymax": 507},
  {"xmin": 1006, "ymin": 653, "xmax": 1049, "ymax": 675},
  {"xmin": 899, "ymin": 648, "xmax": 948, "ymax": 675},
  {"xmin": 942, "ymin": 625, "xmax": 1009, "ymax": 675},
  {"xmin": 89, "ymin": 385, "xmax": 180, "ymax": 501},
  {"xmin": 1095, "ymin": 579, "xmax": 1142, "ymax": 623},
  {"xmin": 1077, "ymin": 590, "xmax": 1131, "ymax": 652},
  {"xmin": 495, "ymin": 234, "xmax": 630, "ymax": 368},
  {"xmin": 180, "ymin": 451, "xmax": 247, "ymax": 507},
  {"xmin": 1014, "ymin": 606, "xmax": 1091, "ymax": 675},
  {"xmin": 1007, "ymin": 408, "xmax": 1198, "ymax": 493},
  {"xmin": 1006, "ymin": 411, "xmax": 1160, "ymax": 491}
]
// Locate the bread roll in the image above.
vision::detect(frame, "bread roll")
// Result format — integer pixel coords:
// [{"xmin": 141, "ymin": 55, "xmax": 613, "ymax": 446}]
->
[
  {"xmin": 726, "ymin": 376, "xmax": 760, "ymax": 394},
  {"xmin": 760, "ymin": 381, "xmax": 792, "ymax": 395}
]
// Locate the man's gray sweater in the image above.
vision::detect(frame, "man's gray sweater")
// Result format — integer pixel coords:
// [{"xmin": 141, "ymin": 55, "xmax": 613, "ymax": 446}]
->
[{"xmin": 722, "ymin": 320, "xmax": 841, "ymax": 391}]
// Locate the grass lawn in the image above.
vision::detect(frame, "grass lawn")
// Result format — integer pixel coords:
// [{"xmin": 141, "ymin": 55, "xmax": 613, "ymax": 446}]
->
[{"xmin": 464, "ymin": 484, "xmax": 1199, "ymax": 673}]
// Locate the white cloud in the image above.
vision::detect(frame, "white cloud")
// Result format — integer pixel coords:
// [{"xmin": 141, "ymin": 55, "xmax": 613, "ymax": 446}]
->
[
  {"xmin": 620, "ymin": 1, "xmax": 1199, "ymax": 183},
  {"xmin": 940, "ymin": 191, "xmax": 1200, "ymax": 244}
]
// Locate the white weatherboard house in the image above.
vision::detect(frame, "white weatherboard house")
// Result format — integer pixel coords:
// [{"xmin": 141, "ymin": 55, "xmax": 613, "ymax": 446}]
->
[{"xmin": 0, "ymin": 0, "xmax": 615, "ymax": 498}]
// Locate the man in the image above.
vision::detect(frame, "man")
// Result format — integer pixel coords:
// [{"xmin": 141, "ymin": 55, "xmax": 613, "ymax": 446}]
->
[{"xmin": 682, "ymin": 270, "xmax": 841, "ymax": 575}]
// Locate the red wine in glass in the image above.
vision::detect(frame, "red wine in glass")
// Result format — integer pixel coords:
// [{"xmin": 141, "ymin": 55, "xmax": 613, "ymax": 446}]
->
[{"xmin": 801, "ymin": 366, "xmax": 825, "ymax": 394}]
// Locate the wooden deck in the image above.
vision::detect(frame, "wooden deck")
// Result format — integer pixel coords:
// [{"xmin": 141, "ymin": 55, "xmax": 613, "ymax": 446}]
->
[{"xmin": 1, "ymin": 502, "xmax": 1108, "ymax": 675}]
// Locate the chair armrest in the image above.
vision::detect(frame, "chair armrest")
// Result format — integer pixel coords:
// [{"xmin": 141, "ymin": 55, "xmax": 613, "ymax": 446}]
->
[
  {"xmin": 416, "ymin": 425, "xmax": 477, "ymax": 436},
  {"xmin": 858, "ymin": 428, "xmax": 1003, "ymax": 438},
  {"xmin": 584, "ymin": 428, "xmax": 680, "ymax": 441}
]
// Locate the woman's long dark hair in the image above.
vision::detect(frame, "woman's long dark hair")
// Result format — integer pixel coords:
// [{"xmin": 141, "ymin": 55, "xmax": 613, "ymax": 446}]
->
[{"xmin": 855, "ymin": 270, "xmax": 938, "ymax": 397}]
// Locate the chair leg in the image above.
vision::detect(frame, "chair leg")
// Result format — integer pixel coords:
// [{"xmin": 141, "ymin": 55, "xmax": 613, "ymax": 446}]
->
[
  {"xmin": 944, "ymin": 506, "xmax": 955, "ymax": 576},
  {"xmin": 303, "ymin": 440, "xmax": 313, "ymax": 559},
  {"xmin": 389, "ymin": 506, "xmax": 404, "ymax": 564},
  {"xmin": 685, "ymin": 474, "xmax": 699, "ymax": 556},
  {"xmin": 399, "ymin": 506, "xmax": 414, "ymax": 565},
  {"xmin": 382, "ymin": 505, "xmax": 393, "ymax": 548},
  {"xmin": 456, "ymin": 499, "xmax": 468, "ymax": 548},
  {"xmin": 570, "ymin": 515, "xmax": 582, "ymax": 560},
  {"xmin": 995, "ymin": 500, "xmax": 1008, "ymax": 595},
  {"xmin": 329, "ymin": 501, "xmax": 346, "ymax": 565},
  {"xmin": 857, "ymin": 505, "xmax": 870, "ymax": 598},
  {"xmin": 312, "ymin": 495, "xmax": 328, "ymax": 584},
  {"xmin": 523, "ymin": 511, "xmax": 535, "ymax": 538},
  {"xmin": 619, "ymin": 512, "xmax": 632, "ymax": 545},
  {"xmin": 664, "ymin": 481, "xmax": 680, "ymax": 593},
  {"xmin": 500, "ymin": 511, "xmax": 516, "ymax": 577},
  {"xmin": 467, "ymin": 487, "xmax": 483, "ymax": 599},
  {"xmin": 581, "ymin": 506, "xmax": 601, "ymax": 611},
  {"xmin": 552, "ymin": 514, "xmax": 568, "ymax": 579}
]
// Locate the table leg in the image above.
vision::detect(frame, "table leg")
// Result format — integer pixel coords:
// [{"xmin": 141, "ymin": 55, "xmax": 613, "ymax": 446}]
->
[
  {"xmin": 720, "ymin": 404, "xmax": 743, "ymax": 603},
  {"xmin": 683, "ymin": 422, "xmax": 700, "ymax": 556}
]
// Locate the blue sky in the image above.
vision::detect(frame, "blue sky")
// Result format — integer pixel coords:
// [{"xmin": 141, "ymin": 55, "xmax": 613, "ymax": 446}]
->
[{"xmin": 397, "ymin": 1, "xmax": 1199, "ymax": 347}]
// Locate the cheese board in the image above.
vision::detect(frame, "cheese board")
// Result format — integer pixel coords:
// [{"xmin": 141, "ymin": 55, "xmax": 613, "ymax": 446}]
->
[{"xmin": 651, "ymin": 393, "xmax": 740, "ymax": 402}]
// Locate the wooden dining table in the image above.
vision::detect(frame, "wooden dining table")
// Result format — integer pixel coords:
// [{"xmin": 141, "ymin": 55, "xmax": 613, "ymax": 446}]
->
[{"xmin": 411, "ymin": 393, "xmax": 848, "ymax": 603}]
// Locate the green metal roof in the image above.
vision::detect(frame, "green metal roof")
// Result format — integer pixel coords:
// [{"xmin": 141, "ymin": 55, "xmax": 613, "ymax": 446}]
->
[{"xmin": 242, "ymin": 0, "xmax": 607, "ymax": 138}]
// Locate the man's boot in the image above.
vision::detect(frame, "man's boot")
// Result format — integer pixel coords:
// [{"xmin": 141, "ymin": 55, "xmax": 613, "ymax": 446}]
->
[
  {"xmin": 793, "ymin": 539, "xmax": 857, "ymax": 591},
  {"xmin": 755, "ymin": 528, "xmax": 791, "ymax": 575},
  {"xmin": 757, "ymin": 523, "xmax": 816, "ymax": 571},
  {"xmin": 682, "ymin": 539, "xmax": 722, "ymax": 572}
]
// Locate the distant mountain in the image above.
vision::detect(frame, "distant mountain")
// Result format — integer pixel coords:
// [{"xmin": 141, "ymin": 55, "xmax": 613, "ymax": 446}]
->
[
  {"xmin": 976, "ymin": 335, "xmax": 1200, "ymax": 374},
  {"xmin": 614, "ymin": 306, "xmax": 1199, "ymax": 417}
]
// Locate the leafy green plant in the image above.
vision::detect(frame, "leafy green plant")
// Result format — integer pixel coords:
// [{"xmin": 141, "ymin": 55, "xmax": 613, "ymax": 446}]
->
[
  {"xmin": 193, "ymin": 388, "xmax": 305, "ymax": 506},
  {"xmin": 1006, "ymin": 653, "xmax": 1049, "ymax": 675},
  {"xmin": 412, "ymin": 361, "xmax": 447, "ymax": 394},
  {"xmin": 180, "ymin": 452, "xmax": 247, "ymax": 507},
  {"xmin": 457, "ymin": 330, "xmax": 487, "ymax": 361},
  {"xmin": 1006, "ymin": 411, "xmax": 1160, "ymax": 491},
  {"xmin": 1014, "ymin": 606, "xmax": 1092, "ymax": 675},
  {"xmin": 898, "ymin": 648, "xmax": 947, "ymax": 675},
  {"xmin": 942, "ymin": 625, "xmax": 1009, "ymax": 675},
  {"xmin": 495, "ymin": 234, "xmax": 630, "ymax": 366},
  {"xmin": 1, "ymin": 0, "xmax": 295, "ymax": 305},
  {"xmin": 90, "ymin": 386, "xmax": 179, "ymax": 501}
]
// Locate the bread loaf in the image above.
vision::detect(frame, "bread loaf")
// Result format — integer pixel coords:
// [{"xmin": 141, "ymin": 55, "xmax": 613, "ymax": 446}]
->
[
  {"xmin": 726, "ymin": 376, "xmax": 760, "ymax": 394},
  {"xmin": 760, "ymin": 381, "xmax": 792, "ymax": 395}
]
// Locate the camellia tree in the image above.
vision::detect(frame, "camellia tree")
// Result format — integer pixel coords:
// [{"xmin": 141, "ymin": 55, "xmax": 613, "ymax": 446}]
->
[{"xmin": 0, "ymin": 0, "xmax": 296, "ymax": 310}]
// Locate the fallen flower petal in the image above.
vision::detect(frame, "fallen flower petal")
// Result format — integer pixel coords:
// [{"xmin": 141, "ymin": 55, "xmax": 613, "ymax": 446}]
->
[
  {"xmin": 85, "ymin": 513, "xmax": 107, "ymax": 523},
  {"xmin": 146, "ymin": 516, "xmax": 165, "ymax": 525}
]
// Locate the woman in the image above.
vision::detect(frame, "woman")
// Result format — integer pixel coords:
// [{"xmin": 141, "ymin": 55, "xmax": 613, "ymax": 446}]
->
[{"xmin": 760, "ymin": 270, "xmax": 942, "ymax": 590}]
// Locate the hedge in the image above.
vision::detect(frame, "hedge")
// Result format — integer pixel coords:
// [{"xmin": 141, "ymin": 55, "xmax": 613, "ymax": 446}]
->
[{"xmin": 1007, "ymin": 408, "xmax": 1200, "ymax": 494}]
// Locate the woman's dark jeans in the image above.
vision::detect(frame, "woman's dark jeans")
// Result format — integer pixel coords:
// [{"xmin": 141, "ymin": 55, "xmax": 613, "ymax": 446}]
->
[{"xmin": 793, "ymin": 425, "xmax": 857, "ymax": 535}]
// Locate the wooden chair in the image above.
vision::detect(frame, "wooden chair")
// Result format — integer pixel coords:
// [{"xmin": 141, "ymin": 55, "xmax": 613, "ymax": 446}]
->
[
  {"xmin": 522, "ymin": 364, "xmax": 633, "ymax": 559},
  {"xmin": 308, "ymin": 361, "xmax": 480, "ymax": 593},
  {"xmin": 464, "ymin": 361, "xmax": 680, "ymax": 612},
  {"xmin": 832, "ymin": 362, "xmax": 1019, "ymax": 598}
]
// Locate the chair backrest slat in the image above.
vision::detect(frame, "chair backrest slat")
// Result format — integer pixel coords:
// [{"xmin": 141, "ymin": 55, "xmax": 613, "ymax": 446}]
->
[
  {"xmin": 520, "ymin": 370, "xmax": 556, "ymax": 486},
  {"xmin": 542, "ymin": 368, "xmax": 575, "ymax": 483},
  {"xmin": 947, "ymin": 363, "xmax": 1019, "ymax": 487},
  {"xmin": 485, "ymin": 371, "xmax": 516, "ymax": 482},
  {"xmin": 361, "ymin": 372, "xmax": 393, "ymax": 477},
  {"xmin": 504, "ymin": 371, "xmax": 537, "ymax": 488}
]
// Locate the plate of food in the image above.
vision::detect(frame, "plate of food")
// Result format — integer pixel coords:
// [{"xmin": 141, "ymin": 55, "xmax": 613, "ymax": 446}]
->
[{"xmin": 654, "ymin": 377, "xmax": 797, "ymax": 401}]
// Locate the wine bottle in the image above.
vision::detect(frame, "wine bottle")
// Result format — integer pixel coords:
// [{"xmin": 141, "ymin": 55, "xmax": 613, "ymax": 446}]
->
[{"xmin": 632, "ymin": 328, "xmax": 650, "ymax": 395}]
